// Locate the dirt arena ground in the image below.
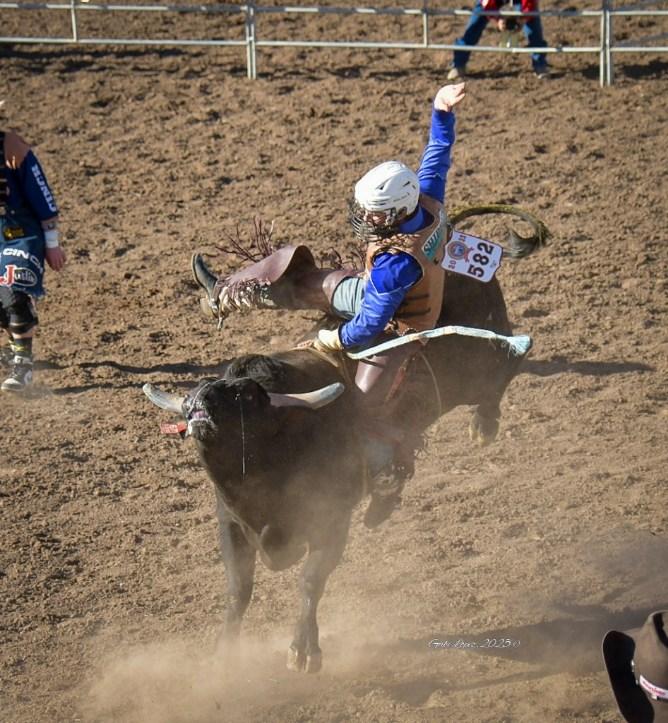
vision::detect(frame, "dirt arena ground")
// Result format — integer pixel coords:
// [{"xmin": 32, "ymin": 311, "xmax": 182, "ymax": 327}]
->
[{"xmin": 1, "ymin": 2, "xmax": 667, "ymax": 721}]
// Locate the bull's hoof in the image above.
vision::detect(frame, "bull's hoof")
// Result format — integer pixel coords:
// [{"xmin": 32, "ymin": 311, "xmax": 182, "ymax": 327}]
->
[
  {"xmin": 305, "ymin": 651, "xmax": 322, "ymax": 674},
  {"xmin": 215, "ymin": 626, "xmax": 241, "ymax": 655},
  {"xmin": 287, "ymin": 645, "xmax": 306, "ymax": 672},
  {"xmin": 287, "ymin": 646, "xmax": 322, "ymax": 673},
  {"xmin": 469, "ymin": 412, "xmax": 499, "ymax": 447}
]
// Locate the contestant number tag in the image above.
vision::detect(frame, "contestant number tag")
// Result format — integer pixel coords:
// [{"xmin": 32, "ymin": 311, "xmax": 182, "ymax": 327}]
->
[{"xmin": 441, "ymin": 230, "xmax": 503, "ymax": 283}]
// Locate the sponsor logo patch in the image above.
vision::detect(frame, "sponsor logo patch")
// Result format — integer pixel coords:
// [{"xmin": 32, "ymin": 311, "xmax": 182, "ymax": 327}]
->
[
  {"xmin": 445, "ymin": 239, "xmax": 471, "ymax": 261},
  {"xmin": 2, "ymin": 247, "xmax": 44, "ymax": 273},
  {"xmin": 31, "ymin": 163, "xmax": 58, "ymax": 214},
  {"xmin": 421, "ymin": 210, "xmax": 447, "ymax": 261},
  {"xmin": 639, "ymin": 674, "xmax": 668, "ymax": 701},
  {"xmin": 0, "ymin": 264, "xmax": 38, "ymax": 287}
]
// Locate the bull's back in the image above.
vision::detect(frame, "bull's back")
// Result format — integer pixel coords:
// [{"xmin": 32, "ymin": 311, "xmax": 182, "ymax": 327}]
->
[{"xmin": 439, "ymin": 272, "xmax": 511, "ymax": 335}]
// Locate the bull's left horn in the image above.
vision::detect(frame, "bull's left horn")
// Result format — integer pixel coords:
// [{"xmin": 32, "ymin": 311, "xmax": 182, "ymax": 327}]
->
[
  {"xmin": 142, "ymin": 383, "xmax": 186, "ymax": 414},
  {"xmin": 268, "ymin": 382, "xmax": 344, "ymax": 410}
]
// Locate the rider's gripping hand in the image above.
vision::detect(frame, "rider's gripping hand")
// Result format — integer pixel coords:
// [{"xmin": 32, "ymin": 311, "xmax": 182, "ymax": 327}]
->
[
  {"xmin": 313, "ymin": 327, "xmax": 344, "ymax": 354},
  {"xmin": 434, "ymin": 83, "xmax": 466, "ymax": 113}
]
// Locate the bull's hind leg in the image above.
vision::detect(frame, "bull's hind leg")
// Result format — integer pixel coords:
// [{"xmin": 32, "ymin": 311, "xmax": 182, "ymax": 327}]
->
[
  {"xmin": 467, "ymin": 279, "xmax": 514, "ymax": 446},
  {"xmin": 469, "ymin": 401, "xmax": 501, "ymax": 446},
  {"xmin": 469, "ymin": 347, "xmax": 527, "ymax": 446},
  {"xmin": 216, "ymin": 490, "xmax": 256, "ymax": 640},
  {"xmin": 288, "ymin": 518, "xmax": 350, "ymax": 674}
]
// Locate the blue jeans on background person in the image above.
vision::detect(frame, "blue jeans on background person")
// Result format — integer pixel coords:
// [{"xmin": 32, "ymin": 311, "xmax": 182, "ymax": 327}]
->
[{"xmin": 452, "ymin": 0, "xmax": 549, "ymax": 73}]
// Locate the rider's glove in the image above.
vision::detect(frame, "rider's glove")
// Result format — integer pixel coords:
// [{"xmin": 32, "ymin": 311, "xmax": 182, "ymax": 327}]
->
[{"xmin": 314, "ymin": 327, "xmax": 344, "ymax": 353}]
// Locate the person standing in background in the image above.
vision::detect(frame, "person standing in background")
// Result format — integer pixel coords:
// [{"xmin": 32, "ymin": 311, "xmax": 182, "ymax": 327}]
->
[
  {"xmin": 447, "ymin": 0, "xmax": 550, "ymax": 80},
  {"xmin": 0, "ymin": 130, "xmax": 66, "ymax": 392}
]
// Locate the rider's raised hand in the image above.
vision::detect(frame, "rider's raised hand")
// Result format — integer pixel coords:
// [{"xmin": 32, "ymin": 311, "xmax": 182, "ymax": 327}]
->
[{"xmin": 434, "ymin": 83, "xmax": 466, "ymax": 113}]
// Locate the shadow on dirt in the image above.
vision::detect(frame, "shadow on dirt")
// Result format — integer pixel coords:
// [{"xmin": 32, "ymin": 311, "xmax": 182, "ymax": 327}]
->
[
  {"xmin": 522, "ymin": 356, "xmax": 653, "ymax": 377},
  {"xmin": 0, "ymin": 44, "xmax": 246, "ymax": 76},
  {"xmin": 27, "ymin": 359, "xmax": 230, "ymax": 395},
  {"xmin": 78, "ymin": 359, "xmax": 230, "ymax": 376},
  {"xmin": 582, "ymin": 57, "xmax": 668, "ymax": 82},
  {"xmin": 614, "ymin": 58, "xmax": 668, "ymax": 81},
  {"xmin": 27, "ymin": 354, "xmax": 653, "ymax": 396},
  {"xmin": 356, "ymin": 601, "xmax": 668, "ymax": 706}
]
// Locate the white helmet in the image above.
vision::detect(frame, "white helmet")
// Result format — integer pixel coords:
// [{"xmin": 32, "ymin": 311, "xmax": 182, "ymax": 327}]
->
[{"xmin": 350, "ymin": 161, "xmax": 420, "ymax": 241}]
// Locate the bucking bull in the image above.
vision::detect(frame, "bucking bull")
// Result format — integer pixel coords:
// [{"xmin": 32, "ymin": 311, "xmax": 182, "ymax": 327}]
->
[{"xmin": 143, "ymin": 206, "xmax": 550, "ymax": 673}]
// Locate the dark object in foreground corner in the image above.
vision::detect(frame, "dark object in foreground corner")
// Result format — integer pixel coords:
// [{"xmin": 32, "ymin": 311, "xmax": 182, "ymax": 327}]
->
[{"xmin": 603, "ymin": 611, "xmax": 668, "ymax": 723}]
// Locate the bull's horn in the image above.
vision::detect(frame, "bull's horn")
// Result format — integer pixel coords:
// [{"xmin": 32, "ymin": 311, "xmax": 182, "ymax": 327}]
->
[
  {"xmin": 268, "ymin": 382, "xmax": 344, "ymax": 410},
  {"xmin": 142, "ymin": 383, "xmax": 186, "ymax": 414}
]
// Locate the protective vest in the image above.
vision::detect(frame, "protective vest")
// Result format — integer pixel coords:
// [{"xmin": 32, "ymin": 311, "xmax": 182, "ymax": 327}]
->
[{"xmin": 365, "ymin": 194, "xmax": 448, "ymax": 334}]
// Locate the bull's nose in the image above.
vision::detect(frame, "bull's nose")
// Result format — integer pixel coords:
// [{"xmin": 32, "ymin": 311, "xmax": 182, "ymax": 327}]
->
[
  {"xmin": 190, "ymin": 410, "xmax": 210, "ymax": 422},
  {"xmin": 186, "ymin": 409, "xmax": 215, "ymax": 437}
]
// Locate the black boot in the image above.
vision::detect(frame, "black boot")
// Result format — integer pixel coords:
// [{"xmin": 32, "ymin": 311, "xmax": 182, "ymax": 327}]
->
[
  {"xmin": 363, "ymin": 450, "xmax": 414, "ymax": 529},
  {"xmin": 363, "ymin": 471, "xmax": 405, "ymax": 529},
  {"xmin": 1, "ymin": 355, "xmax": 33, "ymax": 392}
]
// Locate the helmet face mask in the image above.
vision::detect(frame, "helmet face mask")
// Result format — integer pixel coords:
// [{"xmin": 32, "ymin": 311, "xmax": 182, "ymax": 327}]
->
[
  {"xmin": 349, "ymin": 201, "xmax": 408, "ymax": 242},
  {"xmin": 350, "ymin": 160, "xmax": 419, "ymax": 242}
]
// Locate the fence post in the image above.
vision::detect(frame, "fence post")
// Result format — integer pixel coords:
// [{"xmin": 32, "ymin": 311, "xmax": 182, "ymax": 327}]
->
[
  {"xmin": 605, "ymin": 0, "xmax": 614, "ymax": 85},
  {"xmin": 70, "ymin": 0, "xmax": 79, "ymax": 43},
  {"xmin": 422, "ymin": 0, "xmax": 430, "ymax": 47},
  {"xmin": 245, "ymin": 3, "xmax": 257, "ymax": 80}
]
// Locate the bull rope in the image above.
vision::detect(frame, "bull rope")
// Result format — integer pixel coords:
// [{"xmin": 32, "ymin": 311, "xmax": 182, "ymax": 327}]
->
[
  {"xmin": 238, "ymin": 393, "xmax": 247, "ymax": 478},
  {"xmin": 346, "ymin": 325, "xmax": 533, "ymax": 361},
  {"xmin": 416, "ymin": 351, "xmax": 443, "ymax": 419}
]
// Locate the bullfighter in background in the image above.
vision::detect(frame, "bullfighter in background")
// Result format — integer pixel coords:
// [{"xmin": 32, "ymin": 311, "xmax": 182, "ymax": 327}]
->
[{"xmin": 0, "ymin": 130, "xmax": 66, "ymax": 392}]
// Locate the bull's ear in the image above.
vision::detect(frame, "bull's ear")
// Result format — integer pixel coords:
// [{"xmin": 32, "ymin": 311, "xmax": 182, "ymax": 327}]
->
[
  {"xmin": 143, "ymin": 384, "xmax": 186, "ymax": 414},
  {"xmin": 268, "ymin": 382, "xmax": 344, "ymax": 410}
]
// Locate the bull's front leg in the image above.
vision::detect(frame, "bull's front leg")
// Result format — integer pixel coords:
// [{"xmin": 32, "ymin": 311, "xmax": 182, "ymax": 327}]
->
[
  {"xmin": 287, "ymin": 518, "xmax": 349, "ymax": 674},
  {"xmin": 215, "ymin": 489, "xmax": 256, "ymax": 640}
]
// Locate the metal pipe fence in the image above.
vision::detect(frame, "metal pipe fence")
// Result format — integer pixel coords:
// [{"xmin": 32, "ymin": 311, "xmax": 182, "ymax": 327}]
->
[{"xmin": 0, "ymin": 1, "xmax": 666, "ymax": 86}]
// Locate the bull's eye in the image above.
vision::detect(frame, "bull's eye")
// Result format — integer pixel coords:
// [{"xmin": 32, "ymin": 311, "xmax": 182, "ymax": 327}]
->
[{"xmin": 235, "ymin": 389, "xmax": 255, "ymax": 404}]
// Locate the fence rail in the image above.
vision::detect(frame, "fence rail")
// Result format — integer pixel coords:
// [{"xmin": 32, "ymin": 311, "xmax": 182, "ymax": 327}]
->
[{"xmin": 0, "ymin": 1, "xmax": 667, "ymax": 86}]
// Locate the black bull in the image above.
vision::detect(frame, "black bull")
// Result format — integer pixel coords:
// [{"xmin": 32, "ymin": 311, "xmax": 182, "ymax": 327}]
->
[{"xmin": 144, "ymin": 267, "xmax": 532, "ymax": 673}]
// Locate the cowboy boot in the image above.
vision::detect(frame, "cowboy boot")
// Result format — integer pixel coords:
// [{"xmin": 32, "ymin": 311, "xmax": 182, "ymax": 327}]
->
[
  {"xmin": 353, "ymin": 344, "xmax": 421, "ymax": 529},
  {"xmin": 362, "ymin": 433, "xmax": 416, "ymax": 529},
  {"xmin": 191, "ymin": 253, "xmax": 219, "ymax": 319},
  {"xmin": 357, "ymin": 403, "xmax": 407, "ymax": 529},
  {"xmin": 192, "ymin": 246, "xmax": 352, "ymax": 325},
  {"xmin": 192, "ymin": 253, "xmax": 278, "ymax": 321},
  {"xmin": 364, "ymin": 469, "xmax": 409, "ymax": 529}
]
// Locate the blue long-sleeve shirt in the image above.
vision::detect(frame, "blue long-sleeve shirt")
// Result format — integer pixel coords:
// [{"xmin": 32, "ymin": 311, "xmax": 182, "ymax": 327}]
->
[
  {"xmin": 339, "ymin": 108, "xmax": 455, "ymax": 348},
  {"xmin": 2, "ymin": 133, "xmax": 59, "ymax": 223}
]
